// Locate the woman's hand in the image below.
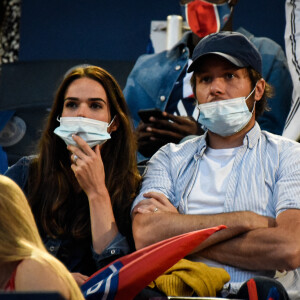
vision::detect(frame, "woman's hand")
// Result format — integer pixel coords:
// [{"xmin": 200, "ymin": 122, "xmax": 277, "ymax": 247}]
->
[
  {"xmin": 68, "ymin": 135, "xmax": 119, "ymax": 254},
  {"xmin": 67, "ymin": 135, "xmax": 106, "ymax": 198},
  {"xmin": 71, "ymin": 272, "xmax": 89, "ymax": 287}
]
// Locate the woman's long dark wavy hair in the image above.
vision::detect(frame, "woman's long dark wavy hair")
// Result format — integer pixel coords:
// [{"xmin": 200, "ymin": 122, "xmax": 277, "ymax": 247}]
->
[{"xmin": 28, "ymin": 66, "xmax": 141, "ymax": 243}]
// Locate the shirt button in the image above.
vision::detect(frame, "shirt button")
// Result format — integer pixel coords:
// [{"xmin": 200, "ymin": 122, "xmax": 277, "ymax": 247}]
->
[
  {"xmin": 160, "ymin": 95, "xmax": 166, "ymax": 102},
  {"xmin": 49, "ymin": 246, "xmax": 55, "ymax": 252},
  {"xmin": 175, "ymin": 65, "xmax": 181, "ymax": 71},
  {"xmin": 111, "ymin": 249, "xmax": 116, "ymax": 255}
]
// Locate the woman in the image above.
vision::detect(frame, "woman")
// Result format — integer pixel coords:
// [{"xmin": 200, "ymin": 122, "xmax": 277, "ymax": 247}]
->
[
  {"xmin": 0, "ymin": 175, "xmax": 84, "ymax": 299},
  {"xmin": 5, "ymin": 65, "xmax": 141, "ymax": 285}
]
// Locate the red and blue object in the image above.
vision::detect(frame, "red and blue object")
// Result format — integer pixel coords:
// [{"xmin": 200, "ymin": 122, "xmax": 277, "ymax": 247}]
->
[
  {"xmin": 185, "ymin": 0, "xmax": 231, "ymax": 38},
  {"xmin": 81, "ymin": 225, "xmax": 226, "ymax": 300}
]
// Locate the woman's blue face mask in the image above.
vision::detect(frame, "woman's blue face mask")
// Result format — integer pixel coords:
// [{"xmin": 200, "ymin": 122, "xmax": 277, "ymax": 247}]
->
[{"xmin": 54, "ymin": 116, "xmax": 115, "ymax": 148}]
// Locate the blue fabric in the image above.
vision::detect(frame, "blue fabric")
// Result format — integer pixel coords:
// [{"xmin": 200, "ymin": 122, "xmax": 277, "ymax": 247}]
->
[
  {"xmin": 123, "ymin": 29, "xmax": 293, "ymax": 160},
  {"xmin": 0, "ymin": 110, "xmax": 15, "ymax": 173},
  {"xmin": 0, "ymin": 146, "xmax": 8, "ymax": 174},
  {"xmin": 82, "ymin": 261, "xmax": 122, "ymax": 299},
  {"xmin": 132, "ymin": 122, "xmax": 300, "ymax": 285},
  {"xmin": 5, "ymin": 156, "xmax": 130, "ymax": 275}
]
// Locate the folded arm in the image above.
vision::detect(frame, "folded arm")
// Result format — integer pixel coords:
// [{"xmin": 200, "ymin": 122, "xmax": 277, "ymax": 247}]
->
[
  {"xmin": 132, "ymin": 192, "xmax": 274, "ymax": 251},
  {"xmin": 200, "ymin": 209, "xmax": 300, "ymax": 271}
]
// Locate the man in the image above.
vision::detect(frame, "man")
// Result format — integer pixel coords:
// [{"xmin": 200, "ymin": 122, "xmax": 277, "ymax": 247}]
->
[
  {"xmin": 124, "ymin": 0, "xmax": 292, "ymax": 162},
  {"xmin": 131, "ymin": 31, "xmax": 300, "ymax": 298}
]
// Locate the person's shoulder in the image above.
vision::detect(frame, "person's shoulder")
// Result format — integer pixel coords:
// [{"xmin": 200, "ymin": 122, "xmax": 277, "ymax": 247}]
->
[
  {"xmin": 263, "ymin": 130, "xmax": 299, "ymax": 144},
  {"xmin": 159, "ymin": 135, "xmax": 204, "ymax": 158},
  {"xmin": 15, "ymin": 258, "xmax": 69, "ymax": 298},
  {"xmin": 132, "ymin": 33, "xmax": 189, "ymax": 70},
  {"xmin": 133, "ymin": 50, "xmax": 169, "ymax": 67},
  {"xmin": 262, "ymin": 131, "xmax": 300, "ymax": 154},
  {"xmin": 4, "ymin": 155, "xmax": 36, "ymax": 189},
  {"xmin": 7, "ymin": 155, "xmax": 36, "ymax": 169},
  {"xmin": 237, "ymin": 27, "xmax": 284, "ymax": 53}
]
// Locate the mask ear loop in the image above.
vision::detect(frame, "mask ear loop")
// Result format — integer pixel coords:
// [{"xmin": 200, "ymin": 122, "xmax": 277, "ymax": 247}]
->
[
  {"xmin": 245, "ymin": 82, "xmax": 258, "ymax": 113},
  {"xmin": 107, "ymin": 116, "xmax": 116, "ymax": 128}
]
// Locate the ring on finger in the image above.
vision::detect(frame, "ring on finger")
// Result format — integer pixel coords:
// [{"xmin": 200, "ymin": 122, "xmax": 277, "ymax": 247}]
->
[
  {"xmin": 154, "ymin": 207, "xmax": 158, "ymax": 213},
  {"xmin": 73, "ymin": 154, "xmax": 78, "ymax": 164}
]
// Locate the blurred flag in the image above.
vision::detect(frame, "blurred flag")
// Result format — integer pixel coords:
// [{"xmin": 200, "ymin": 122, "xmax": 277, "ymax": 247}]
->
[{"xmin": 81, "ymin": 225, "xmax": 226, "ymax": 300}]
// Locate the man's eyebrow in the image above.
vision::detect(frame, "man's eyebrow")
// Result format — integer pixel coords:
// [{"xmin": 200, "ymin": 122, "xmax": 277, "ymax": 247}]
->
[{"xmin": 195, "ymin": 66, "xmax": 240, "ymax": 74}]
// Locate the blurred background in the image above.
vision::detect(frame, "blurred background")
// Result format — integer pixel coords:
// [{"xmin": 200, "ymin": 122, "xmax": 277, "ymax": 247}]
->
[
  {"xmin": 19, "ymin": 0, "xmax": 285, "ymax": 62},
  {"xmin": 0, "ymin": 0, "xmax": 286, "ymax": 166}
]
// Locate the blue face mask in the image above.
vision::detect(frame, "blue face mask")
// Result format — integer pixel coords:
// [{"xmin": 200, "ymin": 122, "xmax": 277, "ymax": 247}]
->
[
  {"xmin": 197, "ymin": 86, "xmax": 256, "ymax": 137},
  {"xmin": 54, "ymin": 116, "xmax": 115, "ymax": 148}
]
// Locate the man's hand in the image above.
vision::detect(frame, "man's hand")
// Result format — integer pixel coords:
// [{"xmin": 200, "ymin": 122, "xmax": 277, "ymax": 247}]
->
[
  {"xmin": 132, "ymin": 191, "xmax": 179, "ymax": 214},
  {"xmin": 136, "ymin": 112, "xmax": 204, "ymax": 157}
]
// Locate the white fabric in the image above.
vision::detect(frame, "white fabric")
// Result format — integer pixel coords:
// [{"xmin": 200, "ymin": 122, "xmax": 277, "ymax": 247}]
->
[
  {"xmin": 187, "ymin": 146, "xmax": 240, "ymax": 214},
  {"xmin": 276, "ymin": 268, "xmax": 300, "ymax": 300},
  {"xmin": 283, "ymin": 0, "xmax": 300, "ymax": 141}
]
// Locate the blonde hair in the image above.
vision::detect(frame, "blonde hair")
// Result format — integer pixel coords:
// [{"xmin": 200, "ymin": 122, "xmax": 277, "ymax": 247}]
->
[{"xmin": 0, "ymin": 175, "xmax": 84, "ymax": 300}]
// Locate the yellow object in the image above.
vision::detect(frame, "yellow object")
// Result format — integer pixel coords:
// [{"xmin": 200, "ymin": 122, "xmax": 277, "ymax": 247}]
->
[{"xmin": 149, "ymin": 258, "xmax": 230, "ymax": 297}]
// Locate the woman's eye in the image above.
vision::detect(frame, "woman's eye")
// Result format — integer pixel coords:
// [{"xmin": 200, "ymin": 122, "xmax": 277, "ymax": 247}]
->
[
  {"xmin": 65, "ymin": 101, "xmax": 77, "ymax": 108},
  {"xmin": 90, "ymin": 102, "xmax": 102, "ymax": 109}
]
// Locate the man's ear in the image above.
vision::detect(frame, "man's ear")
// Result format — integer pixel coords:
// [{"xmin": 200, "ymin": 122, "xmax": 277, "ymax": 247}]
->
[
  {"xmin": 109, "ymin": 115, "xmax": 119, "ymax": 133},
  {"xmin": 254, "ymin": 78, "xmax": 265, "ymax": 102}
]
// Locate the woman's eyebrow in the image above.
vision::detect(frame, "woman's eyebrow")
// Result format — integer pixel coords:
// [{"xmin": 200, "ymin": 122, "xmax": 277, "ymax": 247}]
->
[
  {"xmin": 88, "ymin": 97, "xmax": 106, "ymax": 103},
  {"xmin": 64, "ymin": 97, "xmax": 106, "ymax": 103}
]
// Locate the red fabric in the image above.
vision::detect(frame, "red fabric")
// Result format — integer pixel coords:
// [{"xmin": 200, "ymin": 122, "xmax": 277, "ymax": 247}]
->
[
  {"xmin": 4, "ymin": 267, "xmax": 18, "ymax": 291},
  {"xmin": 247, "ymin": 278, "xmax": 259, "ymax": 300},
  {"xmin": 82, "ymin": 225, "xmax": 226, "ymax": 300},
  {"xmin": 186, "ymin": 1, "xmax": 217, "ymax": 37}
]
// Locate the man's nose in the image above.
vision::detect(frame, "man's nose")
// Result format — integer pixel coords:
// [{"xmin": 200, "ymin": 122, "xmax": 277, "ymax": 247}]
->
[{"xmin": 210, "ymin": 78, "xmax": 225, "ymax": 95}]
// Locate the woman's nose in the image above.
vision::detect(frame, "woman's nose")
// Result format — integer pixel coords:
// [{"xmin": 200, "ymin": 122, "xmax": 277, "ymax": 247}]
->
[{"xmin": 76, "ymin": 105, "xmax": 88, "ymax": 117}]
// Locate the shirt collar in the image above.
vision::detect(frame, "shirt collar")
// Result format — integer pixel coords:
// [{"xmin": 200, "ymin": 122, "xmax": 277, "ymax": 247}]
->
[
  {"xmin": 243, "ymin": 122, "xmax": 261, "ymax": 149},
  {"xmin": 196, "ymin": 122, "xmax": 261, "ymax": 157}
]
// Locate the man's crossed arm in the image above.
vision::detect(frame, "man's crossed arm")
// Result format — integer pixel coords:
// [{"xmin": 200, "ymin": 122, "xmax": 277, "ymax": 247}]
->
[{"xmin": 132, "ymin": 192, "xmax": 300, "ymax": 272}]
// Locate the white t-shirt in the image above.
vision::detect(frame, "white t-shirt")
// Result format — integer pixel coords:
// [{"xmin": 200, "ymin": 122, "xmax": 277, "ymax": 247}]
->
[
  {"xmin": 187, "ymin": 146, "xmax": 240, "ymax": 270},
  {"xmin": 187, "ymin": 146, "xmax": 240, "ymax": 214}
]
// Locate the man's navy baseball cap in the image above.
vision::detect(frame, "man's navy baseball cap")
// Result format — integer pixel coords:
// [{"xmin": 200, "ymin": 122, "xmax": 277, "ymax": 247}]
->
[{"xmin": 187, "ymin": 31, "xmax": 262, "ymax": 74}]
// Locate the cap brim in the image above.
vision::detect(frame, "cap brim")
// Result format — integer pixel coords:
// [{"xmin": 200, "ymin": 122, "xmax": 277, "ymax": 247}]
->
[{"xmin": 187, "ymin": 52, "xmax": 245, "ymax": 73}]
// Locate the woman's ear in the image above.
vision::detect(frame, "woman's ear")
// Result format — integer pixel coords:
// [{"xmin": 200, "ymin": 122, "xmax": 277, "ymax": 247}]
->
[
  {"xmin": 254, "ymin": 78, "xmax": 265, "ymax": 102},
  {"xmin": 108, "ymin": 115, "xmax": 119, "ymax": 133}
]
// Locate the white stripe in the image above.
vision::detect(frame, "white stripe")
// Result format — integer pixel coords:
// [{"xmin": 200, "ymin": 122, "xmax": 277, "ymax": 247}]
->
[
  {"xmin": 213, "ymin": 4, "xmax": 221, "ymax": 32},
  {"xmin": 103, "ymin": 264, "xmax": 118, "ymax": 300}
]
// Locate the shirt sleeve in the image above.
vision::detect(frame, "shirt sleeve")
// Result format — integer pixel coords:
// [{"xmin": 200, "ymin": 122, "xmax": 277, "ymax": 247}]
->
[
  {"xmin": 274, "ymin": 141, "xmax": 300, "ymax": 216},
  {"xmin": 131, "ymin": 145, "xmax": 177, "ymax": 212},
  {"xmin": 282, "ymin": 0, "xmax": 300, "ymax": 141},
  {"xmin": 91, "ymin": 232, "xmax": 130, "ymax": 270}
]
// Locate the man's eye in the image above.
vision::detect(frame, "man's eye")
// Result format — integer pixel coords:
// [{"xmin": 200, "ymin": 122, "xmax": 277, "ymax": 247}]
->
[
  {"xmin": 226, "ymin": 73, "xmax": 235, "ymax": 79},
  {"xmin": 200, "ymin": 76, "xmax": 210, "ymax": 83}
]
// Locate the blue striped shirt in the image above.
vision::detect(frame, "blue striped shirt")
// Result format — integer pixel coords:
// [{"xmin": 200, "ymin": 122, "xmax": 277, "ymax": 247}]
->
[{"xmin": 132, "ymin": 122, "xmax": 300, "ymax": 288}]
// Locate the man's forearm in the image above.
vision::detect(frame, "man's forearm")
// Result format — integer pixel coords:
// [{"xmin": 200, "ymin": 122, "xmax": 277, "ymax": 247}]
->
[
  {"xmin": 132, "ymin": 210, "xmax": 273, "ymax": 250},
  {"xmin": 200, "ymin": 209, "xmax": 300, "ymax": 271}
]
